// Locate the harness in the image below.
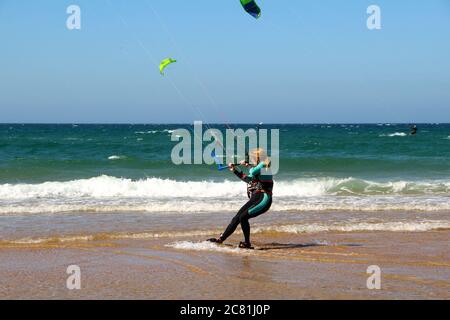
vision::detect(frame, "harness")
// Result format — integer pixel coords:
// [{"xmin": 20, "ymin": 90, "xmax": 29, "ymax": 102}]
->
[{"xmin": 246, "ymin": 179, "xmax": 273, "ymax": 198}]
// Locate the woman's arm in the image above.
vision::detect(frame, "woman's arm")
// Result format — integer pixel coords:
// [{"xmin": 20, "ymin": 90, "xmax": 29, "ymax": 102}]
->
[
  {"xmin": 229, "ymin": 164, "xmax": 252, "ymax": 183},
  {"xmin": 248, "ymin": 161, "xmax": 265, "ymax": 178}
]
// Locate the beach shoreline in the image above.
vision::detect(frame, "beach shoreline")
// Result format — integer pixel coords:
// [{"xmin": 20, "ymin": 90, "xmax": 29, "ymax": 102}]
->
[{"xmin": 1, "ymin": 227, "xmax": 448, "ymax": 300}]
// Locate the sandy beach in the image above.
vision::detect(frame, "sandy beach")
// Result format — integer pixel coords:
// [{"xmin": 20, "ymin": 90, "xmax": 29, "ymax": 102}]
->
[
  {"xmin": 2, "ymin": 0, "xmax": 450, "ymax": 307},
  {"xmin": 1, "ymin": 226, "xmax": 448, "ymax": 300}
]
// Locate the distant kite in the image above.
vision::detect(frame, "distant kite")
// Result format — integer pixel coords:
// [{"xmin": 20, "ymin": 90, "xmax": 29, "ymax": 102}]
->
[
  {"xmin": 240, "ymin": 0, "xmax": 261, "ymax": 19},
  {"xmin": 159, "ymin": 58, "xmax": 177, "ymax": 75}
]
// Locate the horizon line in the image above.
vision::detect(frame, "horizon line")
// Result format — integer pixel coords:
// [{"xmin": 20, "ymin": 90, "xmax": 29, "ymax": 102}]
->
[{"xmin": 0, "ymin": 122, "xmax": 445, "ymax": 125}]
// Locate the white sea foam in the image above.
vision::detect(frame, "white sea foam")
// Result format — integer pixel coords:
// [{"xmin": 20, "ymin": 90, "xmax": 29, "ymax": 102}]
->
[
  {"xmin": 255, "ymin": 220, "xmax": 450, "ymax": 234},
  {"xmin": 1, "ymin": 176, "xmax": 449, "ymax": 200},
  {"xmin": 166, "ymin": 241, "xmax": 249, "ymax": 254},
  {"xmin": 1, "ymin": 176, "xmax": 450, "ymax": 214},
  {"xmin": 2, "ymin": 198, "xmax": 450, "ymax": 214},
  {"xmin": 135, "ymin": 130, "xmax": 159, "ymax": 134},
  {"xmin": 108, "ymin": 155, "xmax": 125, "ymax": 160},
  {"xmin": 0, "ymin": 176, "xmax": 243, "ymax": 200},
  {"xmin": 380, "ymin": 132, "xmax": 407, "ymax": 137}
]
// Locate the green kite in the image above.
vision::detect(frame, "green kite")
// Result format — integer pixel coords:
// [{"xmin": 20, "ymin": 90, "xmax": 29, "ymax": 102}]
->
[{"xmin": 159, "ymin": 58, "xmax": 177, "ymax": 75}]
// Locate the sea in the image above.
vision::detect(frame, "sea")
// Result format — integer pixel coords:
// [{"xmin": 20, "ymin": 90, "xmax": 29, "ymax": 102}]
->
[{"xmin": 1, "ymin": 123, "xmax": 449, "ymax": 245}]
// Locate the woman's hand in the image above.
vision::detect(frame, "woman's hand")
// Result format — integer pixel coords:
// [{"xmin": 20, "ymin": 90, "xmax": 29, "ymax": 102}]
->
[
  {"xmin": 239, "ymin": 159, "xmax": 248, "ymax": 166},
  {"xmin": 228, "ymin": 163, "xmax": 235, "ymax": 171}
]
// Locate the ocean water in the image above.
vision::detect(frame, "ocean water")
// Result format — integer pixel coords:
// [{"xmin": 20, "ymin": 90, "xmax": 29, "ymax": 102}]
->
[{"xmin": 1, "ymin": 123, "xmax": 449, "ymax": 243}]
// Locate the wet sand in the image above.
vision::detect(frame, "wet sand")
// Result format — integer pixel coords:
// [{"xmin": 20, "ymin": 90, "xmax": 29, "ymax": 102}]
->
[{"xmin": 0, "ymin": 229, "xmax": 449, "ymax": 299}]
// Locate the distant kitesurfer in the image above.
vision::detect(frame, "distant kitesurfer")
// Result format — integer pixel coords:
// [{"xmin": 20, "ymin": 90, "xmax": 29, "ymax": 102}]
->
[
  {"xmin": 208, "ymin": 149, "xmax": 273, "ymax": 249},
  {"xmin": 410, "ymin": 125, "xmax": 418, "ymax": 135}
]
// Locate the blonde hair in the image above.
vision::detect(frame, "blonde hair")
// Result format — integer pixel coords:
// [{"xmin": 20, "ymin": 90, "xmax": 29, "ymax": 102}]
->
[{"xmin": 249, "ymin": 148, "xmax": 270, "ymax": 167}]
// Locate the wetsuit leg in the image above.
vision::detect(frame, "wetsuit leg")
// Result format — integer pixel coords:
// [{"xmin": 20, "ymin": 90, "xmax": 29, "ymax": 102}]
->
[
  {"xmin": 220, "ymin": 193, "xmax": 272, "ymax": 243},
  {"xmin": 220, "ymin": 196, "xmax": 257, "ymax": 241},
  {"xmin": 241, "ymin": 218, "xmax": 251, "ymax": 244},
  {"xmin": 241, "ymin": 193, "xmax": 272, "ymax": 243}
]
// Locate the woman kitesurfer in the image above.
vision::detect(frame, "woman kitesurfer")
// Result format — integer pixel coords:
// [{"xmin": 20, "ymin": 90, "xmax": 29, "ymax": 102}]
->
[{"xmin": 208, "ymin": 148, "xmax": 273, "ymax": 249}]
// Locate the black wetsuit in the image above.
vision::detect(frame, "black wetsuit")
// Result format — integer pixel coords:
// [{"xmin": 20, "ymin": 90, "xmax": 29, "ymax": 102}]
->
[{"xmin": 220, "ymin": 162, "xmax": 273, "ymax": 244}]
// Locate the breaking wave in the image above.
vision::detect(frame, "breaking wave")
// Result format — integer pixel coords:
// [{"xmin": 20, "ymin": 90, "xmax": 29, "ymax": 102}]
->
[
  {"xmin": 1, "ymin": 175, "xmax": 450, "ymax": 200},
  {"xmin": 1, "ymin": 176, "xmax": 450, "ymax": 214}
]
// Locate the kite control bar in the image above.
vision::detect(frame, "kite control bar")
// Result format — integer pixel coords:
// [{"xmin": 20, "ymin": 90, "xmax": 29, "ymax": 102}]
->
[{"xmin": 212, "ymin": 152, "xmax": 250, "ymax": 171}]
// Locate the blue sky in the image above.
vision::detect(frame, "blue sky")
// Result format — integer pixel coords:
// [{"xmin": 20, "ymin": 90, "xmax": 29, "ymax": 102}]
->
[{"xmin": 0, "ymin": 0, "xmax": 449, "ymax": 123}]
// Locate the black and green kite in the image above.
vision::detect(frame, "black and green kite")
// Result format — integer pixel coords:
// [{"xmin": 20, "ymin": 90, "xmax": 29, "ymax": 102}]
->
[{"xmin": 240, "ymin": 0, "xmax": 261, "ymax": 19}]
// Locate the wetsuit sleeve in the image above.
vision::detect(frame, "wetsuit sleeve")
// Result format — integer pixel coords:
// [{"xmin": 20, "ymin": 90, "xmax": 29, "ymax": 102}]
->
[
  {"xmin": 233, "ymin": 168, "xmax": 252, "ymax": 183},
  {"xmin": 248, "ymin": 162, "xmax": 265, "ymax": 178}
]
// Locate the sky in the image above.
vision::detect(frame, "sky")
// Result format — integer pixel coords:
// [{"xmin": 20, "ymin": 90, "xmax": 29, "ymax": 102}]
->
[{"xmin": 0, "ymin": 0, "xmax": 449, "ymax": 124}]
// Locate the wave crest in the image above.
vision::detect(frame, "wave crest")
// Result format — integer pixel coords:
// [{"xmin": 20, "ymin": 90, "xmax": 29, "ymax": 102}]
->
[
  {"xmin": 1, "ymin": 176, "xmax": 450, "ymax": 214},
  {"xmin": 1, "ymin": 175, "xmax": 450, "ymax": 200}
]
